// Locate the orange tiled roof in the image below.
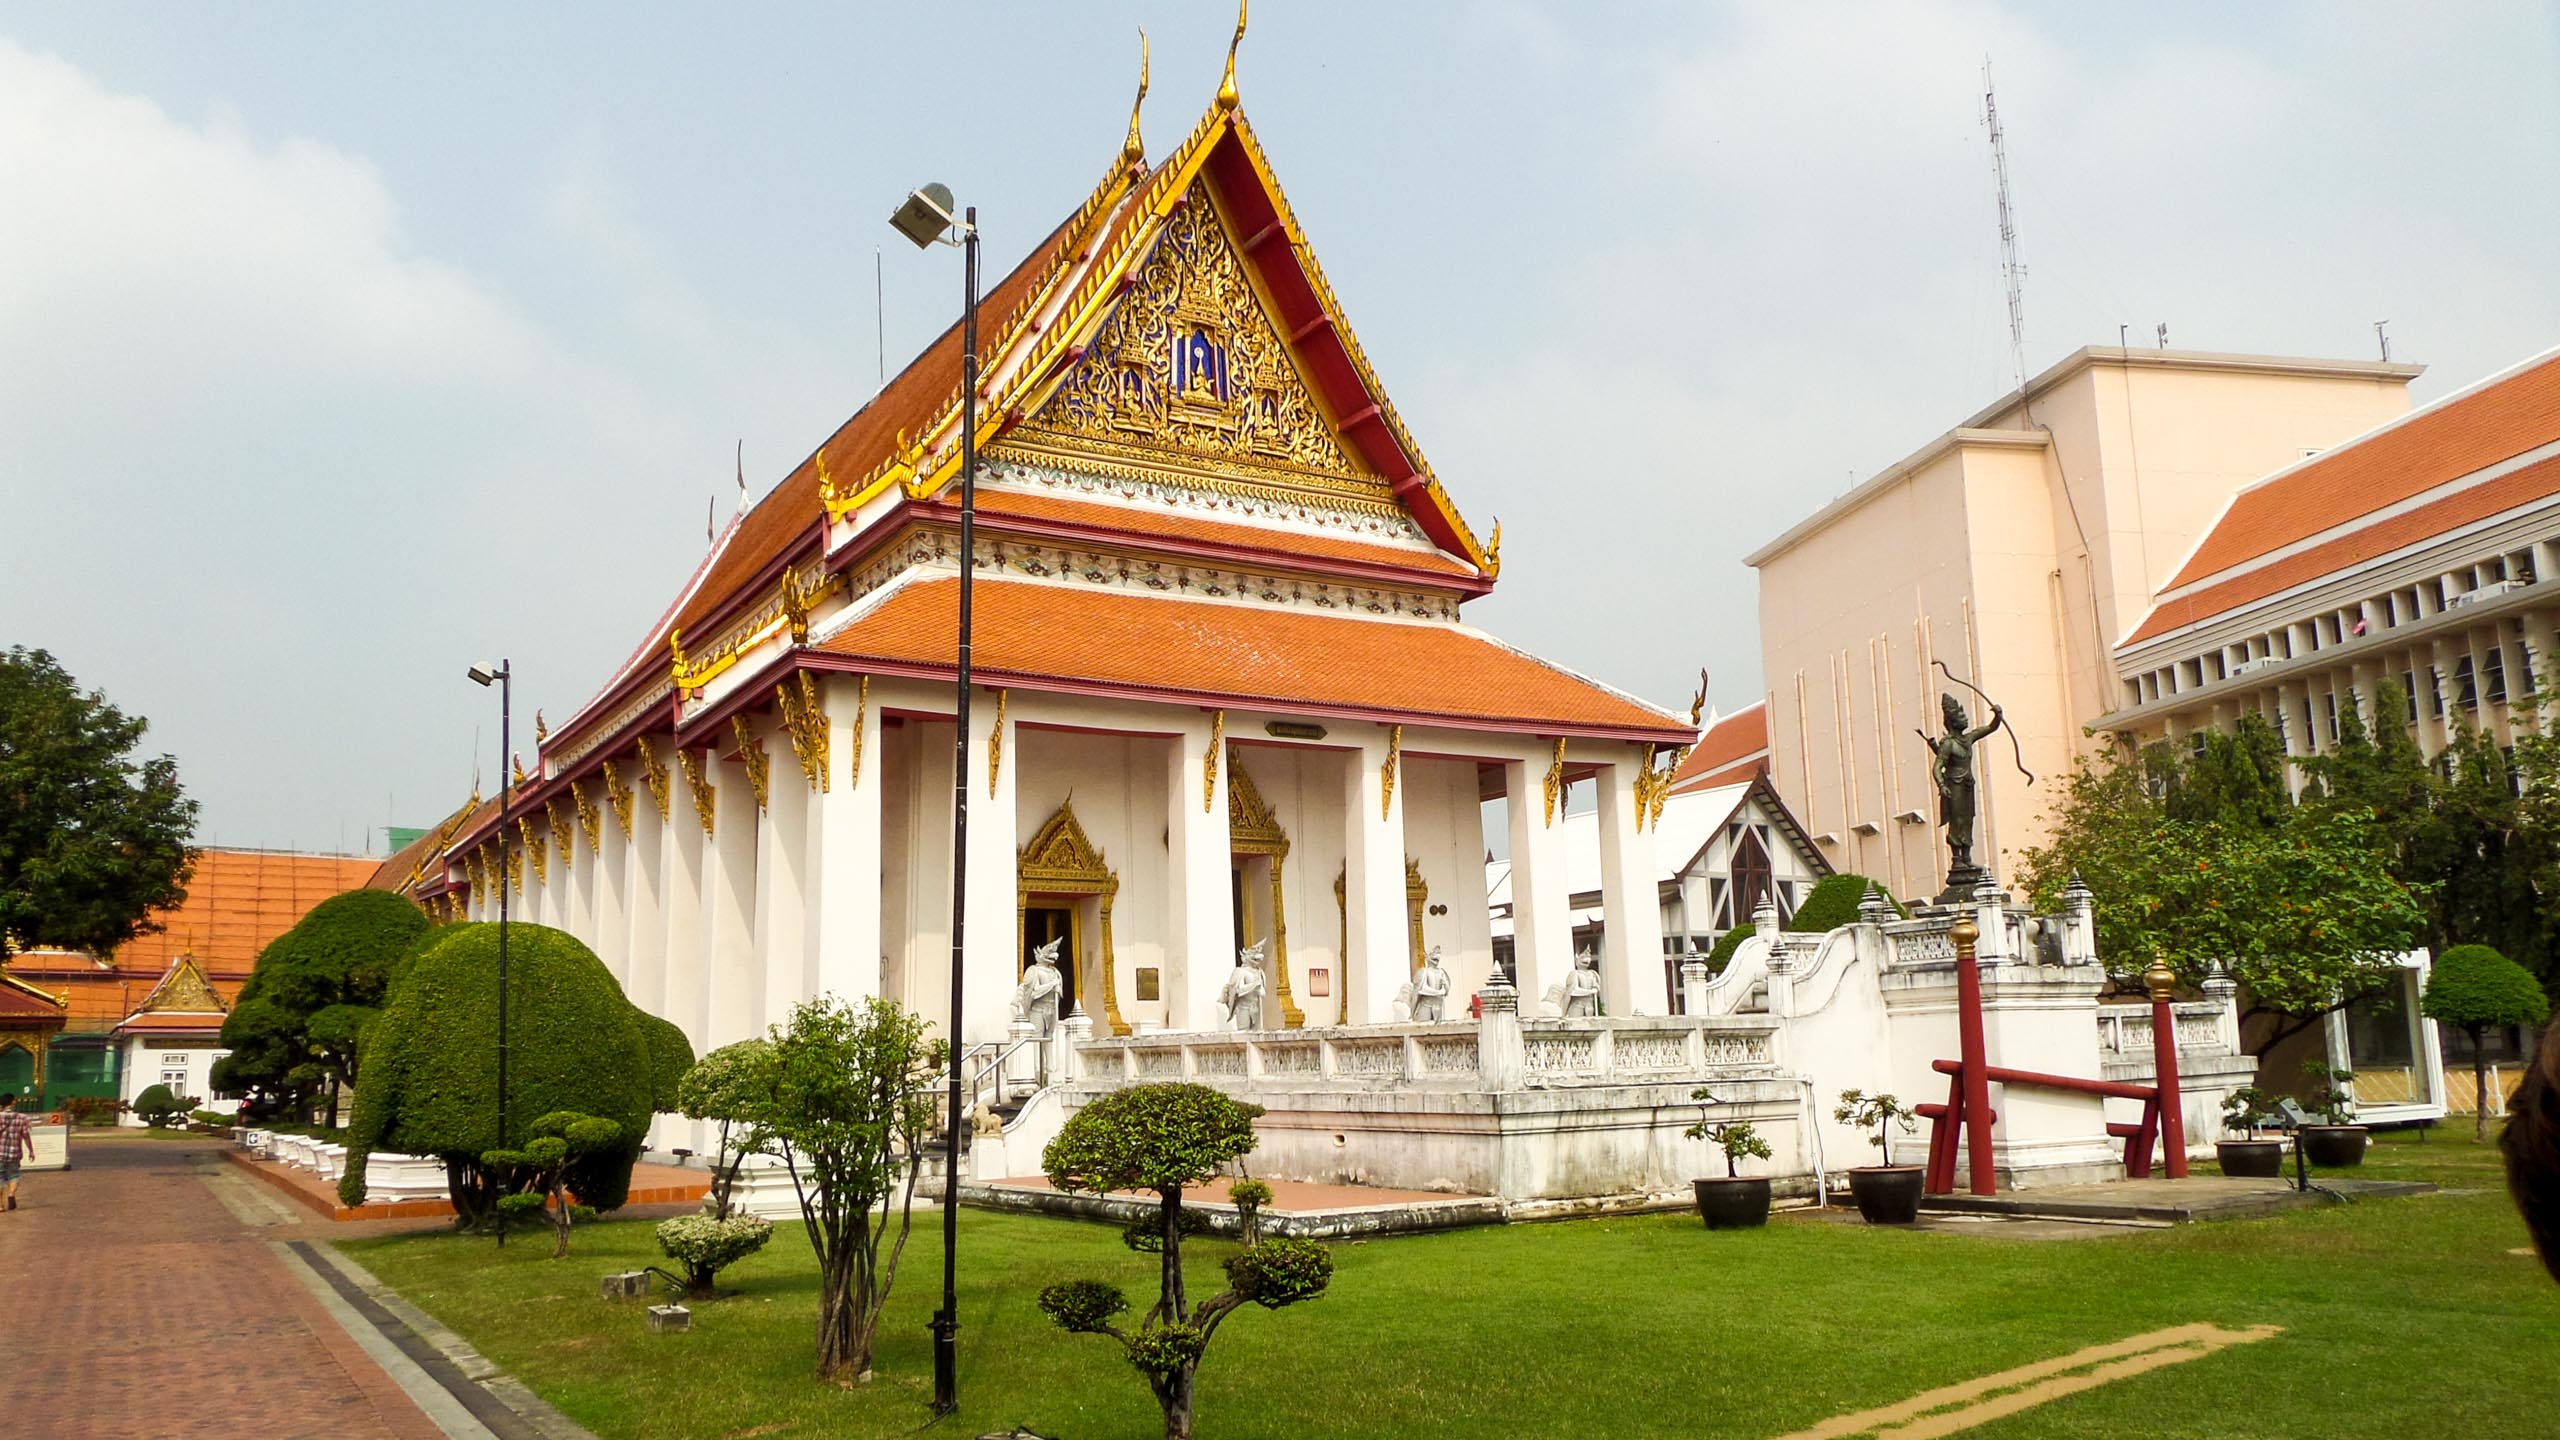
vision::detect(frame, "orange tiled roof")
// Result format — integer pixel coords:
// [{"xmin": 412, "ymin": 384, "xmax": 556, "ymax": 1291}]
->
[
  {"xmin": 940, "ymin": 488, "xmax": 1482, "ymax": 579},
  {"xmin": 2131, "ymin": 451, "xmax": 2560, "ymax": 644},
  {"xmin": 811, "ymin": 577, "xmax": 1688, "ymax": 739},
  {"xmin": 1670, "ymin": 704, "xmax": 1770, "ymax": 793},
  {"xmin": 2164, "ymin": 352, "xmax": 2560, "ymax": 591},
  {"xmin": 116, "ymin": 849, "xmax": 376, "ymax": 978}
]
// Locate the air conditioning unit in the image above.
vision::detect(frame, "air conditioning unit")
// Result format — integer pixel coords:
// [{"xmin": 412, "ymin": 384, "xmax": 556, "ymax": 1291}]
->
[
  {"xmin": 2447, "ymin": 580, "xmax": 2517, "ymax": 610},
  {"xmin": 2230, "ymin": 656, "xmax": 2278, "ymax": 678}
]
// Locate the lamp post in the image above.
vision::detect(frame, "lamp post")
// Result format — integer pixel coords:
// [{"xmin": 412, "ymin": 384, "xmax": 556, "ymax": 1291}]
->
[
  {"xmin": 891, "ymin": 180, "xmax": 977, "ymax": 1418},
  {"xmin": 466, "ymin": 661, "xmax": 513, "ymax": 1164}
]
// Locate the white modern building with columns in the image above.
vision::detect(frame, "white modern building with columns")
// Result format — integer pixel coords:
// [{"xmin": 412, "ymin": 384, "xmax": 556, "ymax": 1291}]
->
[{"xmin": 395, "ymin": 81, "xmax": 1699, "ymax": 1105}]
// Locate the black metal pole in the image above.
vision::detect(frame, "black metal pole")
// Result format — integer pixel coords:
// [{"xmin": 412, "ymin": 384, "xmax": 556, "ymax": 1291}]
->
[
  {"xmin": 931, "ymin": 206, "xmax": 978, "ymax": 1418},
  {"xmin": 496, "ymin": 662, "xmax": 512, "ymax": 1247}
]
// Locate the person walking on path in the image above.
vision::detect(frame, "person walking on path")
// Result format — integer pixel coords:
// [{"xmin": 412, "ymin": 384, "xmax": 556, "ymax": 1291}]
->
[{"xmin": 0, "ymin": 1094, "xmax": 34, "ymax": 1210}]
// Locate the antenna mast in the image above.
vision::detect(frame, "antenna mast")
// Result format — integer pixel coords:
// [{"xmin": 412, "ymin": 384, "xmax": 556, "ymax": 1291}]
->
[{"xmin": 1983, "ymin": 59, "xmax": 2028, "ymax": 403}]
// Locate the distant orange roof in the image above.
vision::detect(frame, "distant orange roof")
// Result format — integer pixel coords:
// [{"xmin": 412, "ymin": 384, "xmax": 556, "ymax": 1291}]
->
[
  {"xmin": 2131, "ymin": 451, "xmax": 2560, "ymax": 644},
  {"xmin": 1671, "ymin": 704, "xmax": 1770, "ymax": 793},
  {"xmin": 116, "ymin": 848, "xmax": 375, "ymax": 978},
  {"xmin": 2163, "ymin": 352, "xmax": 2560, "ymax": 592},
  {"xmin": 810, "ymin": 578, "xmax": 1688, "ymax": 739}
]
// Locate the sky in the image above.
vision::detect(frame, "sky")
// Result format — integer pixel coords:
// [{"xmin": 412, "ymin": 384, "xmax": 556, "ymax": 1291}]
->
[{"xmin": 2, "ymin": 2, "xmax": 2555, "ymax": 854}]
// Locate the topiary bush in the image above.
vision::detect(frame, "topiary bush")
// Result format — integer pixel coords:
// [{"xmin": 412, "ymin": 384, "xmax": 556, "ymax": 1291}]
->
[
  {"xmin": 132, "ymin": 1083, "xmax": 183, "ymax": 1127},
  {"xmin": 222, "ymin": 888, "xmax": 436, "ymax": 1118},
  {"xmin": 2425, "ymin": 943, "xmax": 2553, "ymax": 1141},
  {"xmin": 1704, "ymin": 872, "xmax": 1900, "ymax": 971},
  {"xmin": 336, "ymin": 922, "xmax": 692, "ymax": 1221},
  {"xmin": 655, "ymin": 1212, "xmax": 775, "ymax": 1297}
]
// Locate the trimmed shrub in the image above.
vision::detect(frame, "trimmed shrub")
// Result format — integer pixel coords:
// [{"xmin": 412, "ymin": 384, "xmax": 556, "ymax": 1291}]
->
[
  {"xmin": 1705, "ymin": 872, "xmax": 1901, "ymax": 971},
  {"xmin": 221, "ymin": 888, "xmax": 435, "ymax": 1115},
  {"xmin": 133, "ymin": 1083, "xmax": 184, "ymax": 1127},
  {"xmin": 337, "ymin": 922, "xmax": 692, "ymax": 1217},
  {"xmin": 655, "ymin": 1212, "xmax": 775, "ymax": 1296},
  {"xmin": 2425, "ymin": 943, "xmax": 2553, "ymax": 1140}
]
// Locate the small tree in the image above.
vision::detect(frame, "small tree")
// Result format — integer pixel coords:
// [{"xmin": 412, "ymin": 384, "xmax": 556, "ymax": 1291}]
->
[
  {"xmin": 482, "ymin": 1110, "xmax": 622, "ymax": 1258},
  {"xmin": 1685, "ymin": 1088, "xmax": 1772, "ymax": 1177},
  {"xmin": 676, "ymin": 1039, "xmax": 777, "ymax": 1220},
  {"xmin": 1039, "ymin": 1083, "xmax": 1333, "ymax": 1440},
  {"xmin": 2424, "ymin": 943, "xmax": 2551, "ymax": 1141},
  {"xmin": 1833, "ymin": 1089, "xmax": 1917, "ymax": 1167},
  {"xmin": 2300, "ymin": 1060, "xmax": 2359, "ymax": 1126},
  {"xmin": 744, "ymin": 996, "xmax": 939, "ymax": 1385},
  {"xmin": 132, "ymin": 1083, "xmax": 184, "ymax": 1128},
  {"xmin": 1227, "ymin": 1178, "xmax": 1273, "ymax": 1247},
  {"xmin": 2221, "ymin": 1085, "xmax": 2281, "ymax": 1140}
]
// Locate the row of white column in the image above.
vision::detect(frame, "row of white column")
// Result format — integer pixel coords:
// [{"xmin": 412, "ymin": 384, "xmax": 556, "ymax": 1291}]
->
[{"xmin": 463, "ymin": 680, "xmax": 1670, "ymax": 1060}]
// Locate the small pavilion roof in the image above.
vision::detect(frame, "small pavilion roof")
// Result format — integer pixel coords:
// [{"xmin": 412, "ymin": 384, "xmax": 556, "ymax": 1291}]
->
[{"xmin": 1670, "ymin": 703, "xmax": 1770, "ymax": 793}]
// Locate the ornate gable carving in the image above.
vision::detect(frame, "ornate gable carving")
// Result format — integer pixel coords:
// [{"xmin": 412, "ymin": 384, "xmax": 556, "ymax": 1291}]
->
[
  {"xmin": 1226, "ymin": 751, "xmax": 1288, "ymax": 852},
  {"xmin": 140, "ymin": 957, "xmax": 226, "ymax": 1016},
  {"xmin": 1021, "ymin": 178, "xmax": 1370, "ymax": 488},
  {"xmin": 1020, "ymin": 800, "xmax": 1115, "ymax": 889}
]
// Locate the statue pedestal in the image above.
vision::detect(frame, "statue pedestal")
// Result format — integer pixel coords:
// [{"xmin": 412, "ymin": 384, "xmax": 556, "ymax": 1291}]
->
[{"xmin": 1933, "ymin": 863, "xmax": 1990, "ymax": 906}]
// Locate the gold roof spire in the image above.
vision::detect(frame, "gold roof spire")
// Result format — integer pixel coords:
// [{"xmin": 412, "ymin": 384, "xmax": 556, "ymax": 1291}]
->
[
  {"xmin": 1123, "ymin": 29, "xmax": 1151, "ymax": 168},
  {"xmin": 1217, "ymin": 0, "xmax": 1247, "ymax": 111}
]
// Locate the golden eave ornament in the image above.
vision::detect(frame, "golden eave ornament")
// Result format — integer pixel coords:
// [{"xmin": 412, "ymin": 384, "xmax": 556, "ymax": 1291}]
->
[{"xmin": 1123, "ymin": 28, "xmax": 1150, "ymax": 171}]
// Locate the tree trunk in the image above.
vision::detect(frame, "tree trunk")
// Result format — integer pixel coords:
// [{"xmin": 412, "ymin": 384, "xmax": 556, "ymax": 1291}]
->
[
  {"xmin": 814, "ymin": 1243, "xmax": 866, "ymax": 1384},
  {"xmin": 2474, "ymin": 1027, "xmax": 2492, "ymax": 1143},
  {"xmin": 1160, "ymin": 1186, "xmax": 1185, "ymax": 1322},
  {"xmin": 1157, "ymin": 1366, "xmax": 1196, "ymax": 1440}
]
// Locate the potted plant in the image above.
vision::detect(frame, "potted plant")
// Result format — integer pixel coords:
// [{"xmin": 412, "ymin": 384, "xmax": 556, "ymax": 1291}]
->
[
  {"xmin": 2297, "ymin": 1060, "xmax": 2368, "ymax": 1167},
  {"xmin": 2215, "ymin": 1086, "xmax": 2287, "ymax": 1177},
  {"xmin": 1833, "ymin": 1089, "xmax": 1922, "ymax": 1224},
  {"xmin": 1685, "ymin": 1088, "xmax": 1774, "ymax": 1229}
]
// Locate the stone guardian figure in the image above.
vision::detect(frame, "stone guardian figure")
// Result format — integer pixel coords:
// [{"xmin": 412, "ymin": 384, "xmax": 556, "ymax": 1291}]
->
[
  {"xmin": 1920, "ymin": 690, "xmax": 2006, "ymax": 902},
  {"xmin": 1411, "ymin": 946, "xmax": 1452, "ymax": 1022},
  {"xmin": 1011, "ymin": 937, "xmax": 1065, "ymax": 1038},
  {"xmin": 1562, "ymin": 947, "xmax": 1603, "ymax": 1018},
  {"xmin": 1220, "ymin": 939, "xmax": 1269, "ymax": 1031}
]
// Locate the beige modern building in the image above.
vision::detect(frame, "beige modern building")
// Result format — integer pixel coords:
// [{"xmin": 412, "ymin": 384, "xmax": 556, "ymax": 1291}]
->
[
  {"xmin": 1746, "ymin": 347, "xmax": 2421, "ymax": 900},
  {"xmin": 2099, "ymin": 347, "xmax": 2560, "ymax": 775}
]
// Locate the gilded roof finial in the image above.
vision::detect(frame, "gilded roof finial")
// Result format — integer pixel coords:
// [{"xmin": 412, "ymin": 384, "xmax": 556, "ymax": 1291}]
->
[
  {"xmin": 1123, "ymin": 28, "xmax": 1151, "ymax": 168},
  {"xmin": 1217, "ymin": 0, "xmax": 1247, "ymax": 111}
]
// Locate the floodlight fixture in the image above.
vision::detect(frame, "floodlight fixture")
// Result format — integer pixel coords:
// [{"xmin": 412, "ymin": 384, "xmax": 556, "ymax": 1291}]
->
[
  {"xmin": 890, "ymin": 183, "xmax": 960, "ymax": 249},
  {"xmin": 467, "ymin": 661, "xmax": 505, "ymax": 687}
]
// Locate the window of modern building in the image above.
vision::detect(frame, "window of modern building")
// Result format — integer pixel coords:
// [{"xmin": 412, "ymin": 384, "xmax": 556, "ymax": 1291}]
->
[
  {"xmin": 2456, "ymin": 657, "xmax": 2479, "ymax": 710},
  {"xmin": 2486, "ymin": 644, "xmax": 2509, "ymax": 705}
]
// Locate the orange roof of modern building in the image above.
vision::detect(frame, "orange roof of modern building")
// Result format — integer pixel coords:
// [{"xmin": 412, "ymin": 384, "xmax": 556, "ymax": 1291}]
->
[
  {"xmin": 1670, "ymin": 703, "xmax": 1771, "ymax": 793},
  {"xmin": 115, "ymin": 848, "xmax": 376, "ymax": 978},
  {"xmin": 2159, "ymin": 351, "xmax": 2560, "ymax": 595},
  {"xmin": 810, "ymin": 577, "xmax": 1688, "ymax": 740},
  {"xmin": 2131, "ymin": 451, "xmax": 2560, "ymax": 644}
]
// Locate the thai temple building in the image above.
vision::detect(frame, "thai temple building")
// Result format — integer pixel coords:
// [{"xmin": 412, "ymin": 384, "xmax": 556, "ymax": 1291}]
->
[{"xmin": 394, "ymin": 48, "xmax": 1703, "ymax": 1108}]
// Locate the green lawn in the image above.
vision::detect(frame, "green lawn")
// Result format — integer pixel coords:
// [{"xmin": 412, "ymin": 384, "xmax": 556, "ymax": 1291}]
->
[{"xmin": 342, "ymin": 1132, "xmax": 2559, "ymax": 1439}]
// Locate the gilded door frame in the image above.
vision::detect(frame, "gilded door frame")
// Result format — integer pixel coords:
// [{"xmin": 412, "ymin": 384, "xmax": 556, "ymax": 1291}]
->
[
  {"xmin": 1334, "ymin": 858, "xmax": 1434, "ymax": 988},
  {"xmin": 1017, "ymin": 800, "xmax": 1124, "ymax": 1036},
  {"xmin": 1226, "ymin": 754, "xmax": 1304, "ymax": 1029}
]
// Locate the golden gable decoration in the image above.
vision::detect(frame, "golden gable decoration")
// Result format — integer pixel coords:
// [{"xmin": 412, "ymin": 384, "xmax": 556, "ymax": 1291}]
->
[
  {"xmin": 678, "ymin": 747, "xmax": 717, "ymax": 838},
  {"xmin": 547, "ymin": 798, "xmax": 574, "ymax": 872},
  {"xmin": 573, "ymin": 783, "xmax": 603, "ymax": 854},
  {"xmin": 137, "ymin": 956, "xmax": 226, "ymax": 1016},
  {"xmin": 637, "ymin": 736, "xmax": 672, "ymax": 823},
  {"xmin": 1020, "ymin": 178, "xmax": 1364, "ymax": 485},
  {"xmin": 732, "ymin": 714, "xmax": 771, "ymax": 814},
  {"xmin": 521, "ymin": 816, "xmax": 549, "ymax": 886},
  {"xmin": 776, "ymin": 672, "xmax": 830, "ymax": 793},
  {"xmin": 601, "ymin": 759, "xmax": 635, "ymax": 839}
]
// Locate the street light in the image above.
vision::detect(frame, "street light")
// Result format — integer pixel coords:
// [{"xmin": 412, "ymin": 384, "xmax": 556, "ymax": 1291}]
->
[
  {"xmin": 892, "ymin": 180, "xmax": 977, "ymax": 1418},
  {"xmin": 466, "ymin": 661, "xmax": 513, "ymax": 1169}
]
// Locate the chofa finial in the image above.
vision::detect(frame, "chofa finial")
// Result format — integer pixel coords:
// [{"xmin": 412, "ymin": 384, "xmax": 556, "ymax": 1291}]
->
[
  {"xmin": 1217, "ymin": 0, "xmax": 1247, "ymax": 111},
  {"xmin": 1123, "ymin": 28, "xmax": 1150, "ymax": 167}
]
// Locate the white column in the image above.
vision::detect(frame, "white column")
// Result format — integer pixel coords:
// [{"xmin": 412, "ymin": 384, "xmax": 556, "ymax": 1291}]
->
[
  {"xmin": 702, "ymin": 749, "xmax": 762, "ymax": 1049},
  {"xmin": 1165, "ymin": 717, "xmax": 1232, "ymax": 1034},
  {"xmin": 659, "ymin": 756, "xmax": 709, "ymax": 1054},
  {"xmin": 809, "ymin": 675, "xmax": 884, "ymax": 1006},
  {"xmin": 1504, "ymin": 755, "xmax": 1571, "ymax": 1012},
  {"xmin": 1342, "ymin": 733, "xmax": 1407, "ymax": 1026},
  {"xmin": 533, "ymin": 823, "xmax": 562, "ymax": 929},
  {"xmin": 592, "ymin": 785, "xmax": 628, "ymax": 982},
  {"xmin": 958, "ymin": 689, "xmax": 1020, "ymax": 1046},
  {"xmin": 623, "ymin": 778, "xmax": 667, "ymax": 1014},
  {"xmin": 755, "ymin": 716, "xmax": 812, "ymax": 1030},
  {"xmin": 565, "ymin": 796, "xmax": 598, "ymax": 947},
  {"xmin": 1594, "ymin": 762, "xmax": 1667, "ymax": 1016}
]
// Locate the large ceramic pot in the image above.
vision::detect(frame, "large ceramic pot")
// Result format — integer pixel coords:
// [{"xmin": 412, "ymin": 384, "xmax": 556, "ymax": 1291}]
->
[
  {"xmin": 1692, "ymin": 1176, "xmax": 1772, "ymax": 1230},
  {"xmin": 2215, "ymin": 1138, "xmax": 2287, "ymax": 1177},
  {"xmin": 2299, "ymin": 1125, "xmax": 2370, "ymax": 1168},
  {"xmin": 1846, "ymin": 1165, "xmax": 1925, "ymax": 1225}
]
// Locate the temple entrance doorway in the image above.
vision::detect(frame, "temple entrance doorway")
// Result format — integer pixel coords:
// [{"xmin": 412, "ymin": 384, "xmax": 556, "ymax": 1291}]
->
[{"xmin": 1021, "ymin": 903, "xmax": 1081, "ymax": 1020}]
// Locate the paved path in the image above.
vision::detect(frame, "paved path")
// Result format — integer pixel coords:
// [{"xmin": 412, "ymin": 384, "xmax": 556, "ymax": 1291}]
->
[{"xmin": 0, "ymin": 1135, "xmax": 452, "ymax": 1440}]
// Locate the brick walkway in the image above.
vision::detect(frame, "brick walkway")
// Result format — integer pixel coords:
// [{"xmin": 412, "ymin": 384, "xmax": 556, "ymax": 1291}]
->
[{"xmin": 0, "ymin": 1135, "xmax": 450, "ymax": 1440}]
